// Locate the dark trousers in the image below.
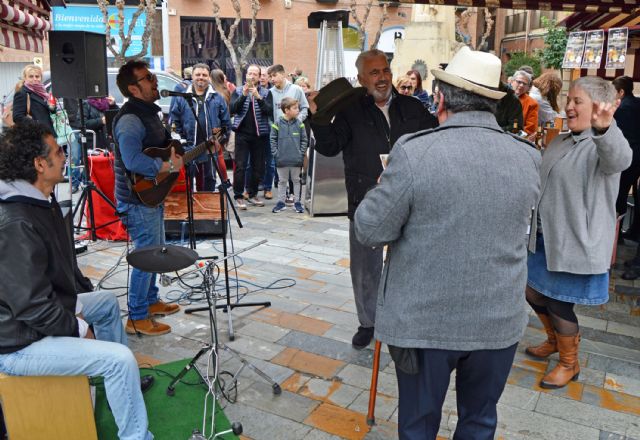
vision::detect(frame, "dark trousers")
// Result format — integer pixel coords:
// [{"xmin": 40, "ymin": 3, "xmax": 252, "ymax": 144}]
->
[
  {"xmin": 233, "ymin": 132, "xmax": 266, "ymax": 199},
  {"xmin": 396, "ymin": 343, "xmax": 517, "ymax": 440},
  {"xmin": 616, "ymin": 161, "xmax": 640, "ymax": 233},
  {"xmin": 194, "ymin": 161, "xmax": 215, "ymax": 191},
  {"xmin": 349, "ymin": 221, "xmax": 383, "ymax": 328}
]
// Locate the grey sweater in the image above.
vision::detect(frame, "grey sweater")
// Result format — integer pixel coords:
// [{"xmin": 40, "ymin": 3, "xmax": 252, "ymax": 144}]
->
[
  {"xmin": 354, "ymin": 111, "xmax": 541, "ymax": 351},
  {"xmin": 529, "ymin": 120, "xmax": 632, "ymax": 274},
  {"xmin": 270, "ymin": 116, "xmax": 308, "ymax": 167}
]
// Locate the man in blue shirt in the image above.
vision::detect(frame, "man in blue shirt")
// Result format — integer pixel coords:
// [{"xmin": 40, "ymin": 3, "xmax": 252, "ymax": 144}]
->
[
  {"xmin": 113, "ymin": 60, "xmax": 184, "ymax": 336},
  {"xmin": 170, "ymin": 63, "xmax": 231, "ymax": 191}
]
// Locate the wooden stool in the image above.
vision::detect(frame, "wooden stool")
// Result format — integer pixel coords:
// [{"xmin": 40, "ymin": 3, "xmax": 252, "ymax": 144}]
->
[{"xmin": 0, "ymin": 374, "xmax": 97, "ymax": 440}]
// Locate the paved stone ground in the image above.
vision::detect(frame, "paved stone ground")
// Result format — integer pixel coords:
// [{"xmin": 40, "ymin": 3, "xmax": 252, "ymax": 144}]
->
[{"xmin": 69, "ymin": 187, "xmax": 640, "ymax": 440}]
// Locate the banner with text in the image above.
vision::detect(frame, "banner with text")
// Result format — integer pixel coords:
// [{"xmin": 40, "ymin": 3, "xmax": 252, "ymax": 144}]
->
[
  {"xmin": 605, "ymin": 27, "xmax": 628, "ymax": 70},
  {"xmin": 52, "ymin": 5, "xmax": 150, "ymax": 57},
  {"xmin": 581, "ymin": 30, "xmax": 605, "ymax": 69},
  {"xmin": 562, "ymin": 32, "xmax": 586, "ymax": 69}
]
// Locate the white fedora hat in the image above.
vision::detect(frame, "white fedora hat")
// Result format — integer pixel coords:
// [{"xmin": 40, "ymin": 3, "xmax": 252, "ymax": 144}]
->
[{"xmin": 431, "ymin": 46, "xmax": 506, "ymax": 100}]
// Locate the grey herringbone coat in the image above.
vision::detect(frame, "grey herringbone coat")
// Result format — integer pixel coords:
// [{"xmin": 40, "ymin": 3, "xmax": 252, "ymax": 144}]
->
[{"xmin": 354, "ymin": 111, "xmax": 541, "ymax": 351}]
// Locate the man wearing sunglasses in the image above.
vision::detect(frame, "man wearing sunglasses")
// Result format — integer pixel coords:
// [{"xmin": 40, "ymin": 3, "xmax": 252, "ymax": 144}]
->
[{"xmin": 113, "ymin": 60, "xmax": 184, "ymax": 336}]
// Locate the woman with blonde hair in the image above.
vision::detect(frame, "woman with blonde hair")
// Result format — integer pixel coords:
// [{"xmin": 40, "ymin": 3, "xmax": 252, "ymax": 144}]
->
[
  {"xmin": 531, "ymin": 72, "xmax": 563, "ymax": 126},
  {"xmin": 395, "ymin": 75, "xmax": 414, "ymax": 96},
  {"xmin": 12, "ymin": 64, "xmax": 55, "ymax": 134},
  {"xmin": 525, "ymin": 76, "xmax": 632, "ymax": 389}
]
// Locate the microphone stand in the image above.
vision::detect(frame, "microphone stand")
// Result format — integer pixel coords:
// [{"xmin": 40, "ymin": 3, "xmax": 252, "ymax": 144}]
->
[{"xmin": 180, "ymin": 88, "xmax": 270, "ymax": 340}]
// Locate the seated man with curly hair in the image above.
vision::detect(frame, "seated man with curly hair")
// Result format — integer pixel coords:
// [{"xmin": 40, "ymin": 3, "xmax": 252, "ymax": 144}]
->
[{"xmin": 0, "ymin": 121, "xmax": 154, "ymax": 440}]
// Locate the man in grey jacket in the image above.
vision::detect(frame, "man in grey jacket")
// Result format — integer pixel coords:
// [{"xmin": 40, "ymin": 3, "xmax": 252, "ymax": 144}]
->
[{"xmin": 354, "ymin": 47, "xmax": 541, "ymax": 439}]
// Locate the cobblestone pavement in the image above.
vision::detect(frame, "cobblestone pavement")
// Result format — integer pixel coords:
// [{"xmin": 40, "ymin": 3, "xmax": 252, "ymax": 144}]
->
[{"xmin": 72, "ymin": 189, "xmax": 640, "ymax": 440}]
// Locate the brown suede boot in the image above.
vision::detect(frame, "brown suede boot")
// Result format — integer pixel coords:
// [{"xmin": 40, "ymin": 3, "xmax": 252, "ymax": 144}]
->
[
  {"xmin": 126, "ymin": 318, "xmax": 171, "ymax": 336},
  {"xmin": 540, "ymin": 333, "xmax": 580, "ymax": 389},
  {"xmin": 525, "ymin": 313, "xmax": 558, "ymax": 359},
  {"xmin": 148, "ymin": 300, "xmax": 180, "ymax": 317}
]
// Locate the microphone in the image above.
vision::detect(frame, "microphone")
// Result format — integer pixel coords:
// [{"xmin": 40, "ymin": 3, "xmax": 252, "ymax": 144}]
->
[{"xmin": 160, "ymin": 89, "xmax": 194, "ymax": 99}]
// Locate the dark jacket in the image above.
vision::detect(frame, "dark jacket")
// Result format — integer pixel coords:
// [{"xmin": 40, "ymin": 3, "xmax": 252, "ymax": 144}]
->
[
  {"xmin": 12, "ymin": 86, "xmax": 55, "ymax": 134},
  {"xmin": 614, "ymin": 94, "xmax": 640, "ymax": 165},
  {"xmin": 413, "ymin": 89, "xmax": 430, "ymax": 109},
  {"xmin": 311, "ymin": 91, "xmax": 438, "ymax": 219},
  {"xmin": 78, "ymin": 100, "xmax": 118, "ymax": 149},
  {"xmin": 113, "ymin": 98, "xmax": 170, "ymax": 205},
  {"xmin": 230, "ymin": 86, "xmax": 273, "ymax": 137},
  {"xmin": 270, "ymin": 116, "xmax": 308, "ymax": 167},
  {"xmin": 495, "ymin": 83, "xmax": 524, "ymax": 133},
  {"xmin": 170, "ymin": 85, "xmax": 231, "ymax": 162},
  {"xmin": 0, "ymin": 182, "xmax": 81, "ymax": 354}
]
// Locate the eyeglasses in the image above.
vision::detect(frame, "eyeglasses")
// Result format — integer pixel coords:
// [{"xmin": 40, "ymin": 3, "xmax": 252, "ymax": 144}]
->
[
  {"xmin": 512, "ymin": 79, "xmax": 529, "ymax": 87},
  {"xmin": 134, "ymin": 72, "xmax": 156, "ymax": 84},
  {"xmin": 400, "ymin": 85, "xmax": 413, "ymax": 91}
]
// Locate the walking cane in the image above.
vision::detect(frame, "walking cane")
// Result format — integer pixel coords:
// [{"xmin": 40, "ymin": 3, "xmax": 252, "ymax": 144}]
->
[{"xmin": 367, "ymin": 340, "xmax": 382, "ymax": 426}]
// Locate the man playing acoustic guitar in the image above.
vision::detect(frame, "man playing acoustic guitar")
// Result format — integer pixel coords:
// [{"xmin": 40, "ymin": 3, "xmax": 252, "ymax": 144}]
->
[{"xmin": 113, "ymin": 60, "xmax": 184, "ymax": 336}]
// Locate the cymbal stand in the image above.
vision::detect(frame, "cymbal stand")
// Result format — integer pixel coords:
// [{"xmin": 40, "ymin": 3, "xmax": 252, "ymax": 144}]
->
[{"xmin": 166, "ymin": 260, "xmax": 280, "ymax": 438}]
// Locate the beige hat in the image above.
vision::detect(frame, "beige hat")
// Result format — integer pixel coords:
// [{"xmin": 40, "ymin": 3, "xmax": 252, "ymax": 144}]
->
[{"xmin": 431, "ymin": 46, "xmax": 506, "ymax": 100}]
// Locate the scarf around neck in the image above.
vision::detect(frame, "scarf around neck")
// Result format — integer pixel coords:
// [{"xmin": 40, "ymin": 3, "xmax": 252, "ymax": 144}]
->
[
  {"xmin": 87, "ymin": 97, "xmax": 110, "ymax": 113},
  {"xmin": 24, "ymin": 81, "xmax": 49, "ymax": 101}
]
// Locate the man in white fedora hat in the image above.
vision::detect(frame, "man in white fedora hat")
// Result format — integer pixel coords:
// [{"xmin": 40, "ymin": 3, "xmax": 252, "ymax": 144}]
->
[{"xmin": 353, "ymin": 46, "xmax": 541, "ymax": 439}]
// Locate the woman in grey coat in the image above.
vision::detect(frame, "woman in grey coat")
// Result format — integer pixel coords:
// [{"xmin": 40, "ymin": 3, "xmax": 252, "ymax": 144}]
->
[{"xmin": 525, "ymin": 76, "xmax": 632, "ymax": 389}]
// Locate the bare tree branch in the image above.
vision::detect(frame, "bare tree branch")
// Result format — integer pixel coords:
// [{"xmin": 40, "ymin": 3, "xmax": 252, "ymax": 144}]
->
[
  {"xmin": 351, "ymin": 0, "xmax": 387, "ymax": 51},
  {"xmin": 212, "ymin": 0, "xmax": 261, "ymax": 87},
  {"xmin": 97, "ymin": 0, "xmax": 156, "ymax": 66},
  {"xmin": 350, "ymin": 0, "xmax": 371, "ymax": 51},
  {"xmin": 370, "ymin": 3, "xmax": 388, "ymax": 49}
]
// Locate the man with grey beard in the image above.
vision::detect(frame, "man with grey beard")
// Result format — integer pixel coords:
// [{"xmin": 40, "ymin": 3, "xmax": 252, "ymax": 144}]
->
[{"xmin": 309, "ymin": 49, "xmax": 437, "ymax": 349}]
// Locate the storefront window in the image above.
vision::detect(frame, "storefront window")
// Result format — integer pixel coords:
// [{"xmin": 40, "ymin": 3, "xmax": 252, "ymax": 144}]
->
[{"xmin": 180, "ymin": 17, "xmax": 273, "ymax": 83}]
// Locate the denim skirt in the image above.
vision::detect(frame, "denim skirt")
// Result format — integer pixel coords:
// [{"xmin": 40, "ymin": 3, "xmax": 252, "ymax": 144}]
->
[{"xmin": 527, "ymin": 234, "xmax": 609, "ymax": 305}]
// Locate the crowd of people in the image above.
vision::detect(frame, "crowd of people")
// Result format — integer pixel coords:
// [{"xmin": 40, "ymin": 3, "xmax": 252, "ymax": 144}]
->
[{"xmin": 0, "ymin": 46, "xmax": 638, "ymax": 440}]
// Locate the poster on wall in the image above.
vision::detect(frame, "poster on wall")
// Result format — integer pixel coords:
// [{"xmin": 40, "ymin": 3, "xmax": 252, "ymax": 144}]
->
[
  {"xmin": 52, "ymin": 5, "xmax": 149, "ymax": 57},
  {"xmin": 605, "ymin": 27, "xmax": 629, "ymax": 70},
  {"xmin": 562, "ymin": 32, "xmax": 586, "ymax": 69},
  {"xmin": 581, "ymin": 30, "xmax": 605, "ymax": 69}
]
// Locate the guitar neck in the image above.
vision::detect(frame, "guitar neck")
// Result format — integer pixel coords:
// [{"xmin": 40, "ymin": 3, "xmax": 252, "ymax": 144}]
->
[{"xmin": 182, "ymin": 140, "xmax": 211, "ymax": 164}]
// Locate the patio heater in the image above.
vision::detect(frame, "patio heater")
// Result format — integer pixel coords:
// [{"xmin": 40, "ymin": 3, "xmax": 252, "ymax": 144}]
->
[{"xmin": 305, "ymin": 10, "xmax": 350, "ymax": 216}]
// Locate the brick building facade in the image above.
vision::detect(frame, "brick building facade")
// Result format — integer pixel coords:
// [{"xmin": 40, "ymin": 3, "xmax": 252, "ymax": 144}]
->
[{"xmin": 166, "ymin": 0, "xmax": 413, "ymax": 86}]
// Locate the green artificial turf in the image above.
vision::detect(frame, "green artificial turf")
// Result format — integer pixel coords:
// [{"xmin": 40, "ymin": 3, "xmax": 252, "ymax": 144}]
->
[{"xmin": 94, "ymin": 358, "xmax": 239, "ymax": 440}]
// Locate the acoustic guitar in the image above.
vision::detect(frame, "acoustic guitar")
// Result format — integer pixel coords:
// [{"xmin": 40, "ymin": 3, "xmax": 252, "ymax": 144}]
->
[{"xmin": 130, "ymin": 134, "xmax": 221, "ymax": 207}]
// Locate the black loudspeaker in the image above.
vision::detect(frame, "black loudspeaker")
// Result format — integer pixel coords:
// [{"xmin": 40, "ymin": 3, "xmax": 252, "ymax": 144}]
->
[{"xmin": 49, "ymin": 31, "xmax": 108, "ymax": 99}]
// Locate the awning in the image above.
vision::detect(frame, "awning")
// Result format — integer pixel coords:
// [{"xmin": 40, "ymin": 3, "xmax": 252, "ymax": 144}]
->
[
  {"xmin": 0, "ymin": 0, "xmax": 58, "ymax": 53},
  {"xmin": 0, "ymin": 22, "xmax": 44, "ymax": 52},
  {"xmin": 562, "ymin": 11, "xmax": 640, "ymax": 31},
  {"xmin": 397, "ymin": 1, "xmax": 638, "ymax": 14},
  {"xmin": 0, "ymin": 2, "xmax": 51, "ymax": 32}
]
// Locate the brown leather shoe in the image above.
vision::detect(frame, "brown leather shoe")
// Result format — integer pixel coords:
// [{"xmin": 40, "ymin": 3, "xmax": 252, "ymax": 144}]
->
[
  {"xmin": 540, "ymin": 333, "xmax": 580, "ymax": 389},
  {"xmin": 148, "ymin": 300, "xmax": 180, "ymax": 316},
  {"xmin": 264, "ymin": 190, "xmax": 273, "ymax": 199},
  {"xmin": 525, "ymin": 313, "xmax": 558, "ymax": 359},
  {"xmin": 126, "ymin": 318, "xmax": 171, "ymax": 336}
]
